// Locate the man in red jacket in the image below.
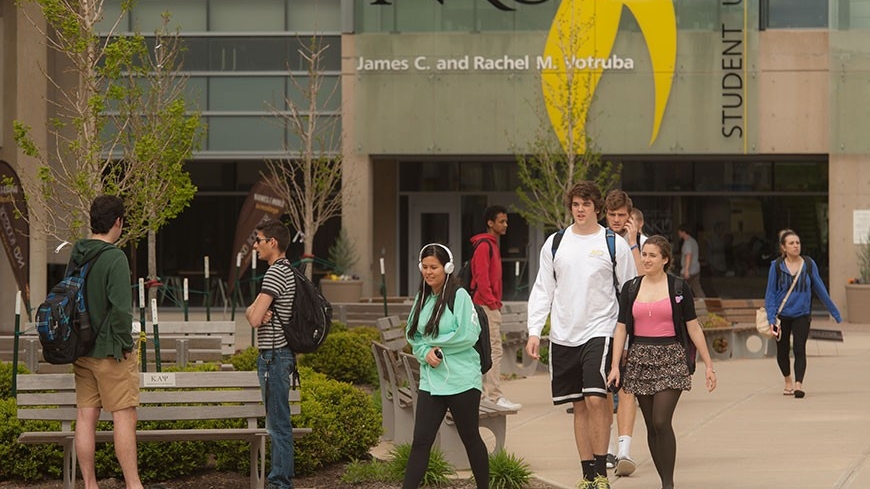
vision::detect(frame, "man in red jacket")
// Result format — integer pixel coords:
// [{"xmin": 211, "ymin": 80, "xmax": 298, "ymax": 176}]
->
[{"xmin": 470, "ymin": 205, "xmax": 522, "ymax": 411}]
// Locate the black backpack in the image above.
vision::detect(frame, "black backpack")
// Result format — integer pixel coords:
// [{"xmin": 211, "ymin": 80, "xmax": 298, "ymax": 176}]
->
[
  {"xmin": 456, "ymin": 239, "xmax": 492, "ymax": 297},
  {"xmin": 628, "ymin": 275, "xmax": 696, "ymax": 374},
  {"xmin": 273, "ymin": 260, "xmax": 333, "ymax": 353},
  {"xmin": 36, "ymin": 249, "xmax": 109, "ymax": 365},
  {"xmin": 446, "ymin": 300, "xmax": 492, "ymax": 374}
]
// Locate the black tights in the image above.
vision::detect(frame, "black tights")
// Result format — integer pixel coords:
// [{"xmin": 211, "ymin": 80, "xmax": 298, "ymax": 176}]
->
[
  {"xmin": 637, "ymin": 389, "xmax": 683, "ymax": 489},
  {"xmin": 775, "ymin": 315, "xmax": 811, "ymax": 383},
  {"xmin": 403, "ymin": 388, "xmax": 488, "ymax": 489}
]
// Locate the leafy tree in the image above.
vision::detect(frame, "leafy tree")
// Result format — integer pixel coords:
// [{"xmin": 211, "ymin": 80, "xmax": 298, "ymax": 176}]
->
[
  {"xmin": 13, "ymin": 1, "xmax": 201, "ymax": 293},
  {"xmin": 13, "ymin": 2, "xmax": 200, "ymax": 260},
  {"xmin": 514, "ymin": 14, "xmax": 620, "ymax": 230},
  {"xmin": 107, "ymin": 14, "xmax": 203, "ymax": 288},
  {"xmin": 263, "ymin": 34, "xmax": 343, "ymax": 279}
]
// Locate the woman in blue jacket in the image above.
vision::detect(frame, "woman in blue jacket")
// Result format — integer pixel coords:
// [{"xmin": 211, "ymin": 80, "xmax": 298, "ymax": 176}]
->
[
  {"xmin": 764, "ymin": 229, "xmax": 842, "ymax": 399},
  {"xmin": 403, "ymin": 243, "xmax": 487, "ymax": 489}
]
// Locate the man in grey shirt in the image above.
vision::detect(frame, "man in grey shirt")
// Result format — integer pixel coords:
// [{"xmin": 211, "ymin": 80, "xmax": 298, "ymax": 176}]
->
[{"xmin": 678, "ymin": 224, "xmax": 705, "ymax": 298}]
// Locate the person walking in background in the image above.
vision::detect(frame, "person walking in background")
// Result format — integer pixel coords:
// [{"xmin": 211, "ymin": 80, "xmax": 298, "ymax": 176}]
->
[
  {"xmin": 607, "ymin": 235, "xmax": 717, "ymax": 489},
  {"xmin": 246, "ymin": 219, "xmax": 297, "ymax": 489},
  {"xmin": 631, "ymin": 208, "xmax": 648, "ymax": 246},
  {"xmin": 764, "ymin": 229, "xmax": 842, "ymax": 399},
  {"xmin": 404, "ymin": 244, "xmax": 488, "ymax": 489},
  {"xmin": 603, "ymin": 190, "xmax": 642, "ymax": 477},
  {"xmin": 526, "ymin": 181, "xmax": 637, "ymax": 489},
  {"xmin": 677, "ymin": 224, "xmax": 705, "ymax": 298},
  {"xmin": 470, "ymin": 205, "xmax": 522, "ymax": 411},
  {"xmin": 72, "ymin": 196, "xmax": 143, "ymax": 489}
]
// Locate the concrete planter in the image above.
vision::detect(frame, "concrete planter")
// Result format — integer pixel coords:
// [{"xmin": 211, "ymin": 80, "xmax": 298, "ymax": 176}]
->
[
  {"xmin": 320, "ymin": 279, "xmax": 363, "ymax": 303},
  {"xmin": 845, "ymin": 283, "xmax": 870, "ymax": 323}
]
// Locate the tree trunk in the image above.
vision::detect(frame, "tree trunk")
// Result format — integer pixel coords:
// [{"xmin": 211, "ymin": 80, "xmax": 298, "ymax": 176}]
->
[{"xmin": 304, "ymin": 235, "xmax": 314, "ymax": 281}]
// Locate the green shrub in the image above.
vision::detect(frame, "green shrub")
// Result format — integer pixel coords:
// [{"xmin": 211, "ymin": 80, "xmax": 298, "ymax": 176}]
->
[
  {"xmin": 297, "ymin": 327, "xmax": 379, "ymax": 384},
  {"xmin": 228, "ymin": 346, "xmax": 258, "ymax": 371},
  {"xmin": 330, "ymin": 320, "xmax": 348, "ymax": 333},
  {"xmin": 294, "ymin": 366, "xmax": 382, "ymax": 474},
  {"xmin": 0, "ymin": 361, "xmax": 30, "ymax": 400},
  {"xmin": 488, "ymin": 449, "xmax": 532, "ymax": 489},
  {"xmin": 340, "ymin": 457, "xmax": 398, "ymax": 484},
  {"xmin": 387, "ymin": 443, "xmax": 454, "ymax": 486},
  {"xmin": 0, "ymin": 398, "xmax": 63, "ymax": 481}
]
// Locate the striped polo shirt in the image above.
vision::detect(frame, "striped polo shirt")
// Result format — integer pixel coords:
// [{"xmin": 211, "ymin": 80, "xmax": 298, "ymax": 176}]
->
[{"xmin": 257, "ymin": 257, "xmax": 296, "ymax": 350}]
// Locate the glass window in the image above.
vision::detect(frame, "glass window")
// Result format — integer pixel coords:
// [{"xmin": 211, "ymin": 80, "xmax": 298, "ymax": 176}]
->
[
  {"xmin": 184, "ymin": 77, "xmax": 207, "ymax": 111},
  {"xmin": 288, "ymin": 36, "xmax": 342, "ymax": 71},
  {"xmin": 286, "ymin": 115, "xmax": 342, "ymax": 153},
  {"xmin": 209, "ymin": 77, "xmax": 284, "ymax": 111},
  {"xmin": 838, "ymin": 0, "xmax": 870, "ymax": 29},
  {"xmin": 286, "ymin": 75, "xmax": 341, "ymax": 111},
  {"xmin": 208, "ymin": 37, "xmax": 287, "ymax": 71},
  {"xmin": 132, "ymin": 0, "xmax": 208, "ymax": 32},
  {"xmin": 95, "ymin": 2, "xmax": 129, "ymax": 34},
  {"xmin": 210, "ymin": 0, "xmax": 285, "ymax": 32},
  {"xmin": 773, "ymin": 161, "xmax": 829, "ymax": 191},
  {"xmin": 767, "ymin": 0, "xmax": 828, "ymax": 28},
  {"xmin": 180, "ymin": 38, "xmax": 210, "ymax": 71},
  {"xmin": 288, "ymin": 0, "xmax": 342, "ymax": 32},
  {"xmin": 207, "ymin": 116, "xmax": 285, "ymax": 151}
]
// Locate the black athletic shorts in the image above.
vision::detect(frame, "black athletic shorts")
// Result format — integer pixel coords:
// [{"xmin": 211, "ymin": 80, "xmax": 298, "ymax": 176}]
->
[{"xmin": 550, "ymin": 336, "xmax": 612, "ymax": 404}]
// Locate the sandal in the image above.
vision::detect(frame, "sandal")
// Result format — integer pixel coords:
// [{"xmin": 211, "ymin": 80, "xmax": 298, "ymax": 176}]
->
[
  {"xmin": 794, "ymin": 389, "xmax": 805, "ymax": 399},
  {"xmin": 783, "ymin": 388, "xmax": 794, "ymax": 396}
]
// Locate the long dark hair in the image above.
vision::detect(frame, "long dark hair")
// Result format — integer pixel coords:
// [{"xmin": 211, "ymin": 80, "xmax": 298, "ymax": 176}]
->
[{"xmin": 407, "ymin": 244, "xmax": 459, "ymax": 339}]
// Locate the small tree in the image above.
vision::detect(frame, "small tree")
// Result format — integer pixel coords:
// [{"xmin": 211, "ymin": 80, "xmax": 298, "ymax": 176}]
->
[
  {"xmin": 514, "ymin": 8, "xmax": 620, "ymax": 230},
  {"xmin": 13, "ymin": 1, "xmax": 201, "ymax": 280},
  {"xmin": 107, "ymin": 14, "xmax": 203, "ymax": 289},
  {"xmin": 263, "ymin": 33, "xmax": 343, "ymax": 279}
]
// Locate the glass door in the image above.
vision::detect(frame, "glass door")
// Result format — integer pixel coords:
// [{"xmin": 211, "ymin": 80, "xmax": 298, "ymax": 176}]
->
[{"xmin": 407, "ymin": 195, "xmax": 461, "ymax": 292}]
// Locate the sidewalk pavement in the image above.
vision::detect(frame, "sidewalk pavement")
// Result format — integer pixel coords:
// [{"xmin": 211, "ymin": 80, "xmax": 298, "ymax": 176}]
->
[{"xmin": 376, "ymin": 319, "xmax": 870, "ymax": 489}]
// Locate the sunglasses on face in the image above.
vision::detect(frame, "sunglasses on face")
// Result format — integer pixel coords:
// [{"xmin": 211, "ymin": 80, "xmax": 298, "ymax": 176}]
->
[{"xmin": 254, "ymin": 236, "xmax": 272, "ymax": 244}]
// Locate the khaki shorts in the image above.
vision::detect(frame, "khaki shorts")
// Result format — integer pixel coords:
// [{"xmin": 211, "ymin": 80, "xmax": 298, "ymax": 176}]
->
[{"xmin": 73, "ymin": 353, "xmax": 140, "ymax": 412}]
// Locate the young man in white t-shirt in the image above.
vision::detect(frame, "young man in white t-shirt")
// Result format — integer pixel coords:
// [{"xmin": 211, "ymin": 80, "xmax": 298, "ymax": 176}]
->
[{"xmin": 526, "ymin": 181, "xmax": 637, "ymax": 489}]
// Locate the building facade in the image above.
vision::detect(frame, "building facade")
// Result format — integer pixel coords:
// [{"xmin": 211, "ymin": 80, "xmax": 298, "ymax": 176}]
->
[{"xmin": 2, "ymin": 0, "xmax": 870, "ymax": 325}]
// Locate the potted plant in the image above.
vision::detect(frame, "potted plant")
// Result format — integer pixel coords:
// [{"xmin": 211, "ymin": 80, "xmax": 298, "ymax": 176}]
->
[
  {"xmin": 320, "ymin": 228, "xmax": 364, "ymax": 303},
  {"xmin": 845, "ymin": 229, "xmax": 870, "ymax": 323}
]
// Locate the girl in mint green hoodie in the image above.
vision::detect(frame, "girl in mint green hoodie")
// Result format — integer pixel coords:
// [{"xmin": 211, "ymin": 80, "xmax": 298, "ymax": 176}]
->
[{"xmin": 403, "ymin": 243, "xmax": 487, "ymax": 489}]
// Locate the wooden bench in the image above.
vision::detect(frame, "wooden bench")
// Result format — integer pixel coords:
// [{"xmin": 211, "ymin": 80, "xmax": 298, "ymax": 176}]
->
[
  {"xmin": 397, "ymin": 350, "xmax": 516, "ymax": 470},
  {"xmin": 371, "ymin": 341, "xmax": 415, "ymax": 443},
  {"xmin": 16, "ymin": 371, "xmax": 310, "ymax": 489},
  {"xmin": 703, "ymin": 298, "xmax": 771, "ymax": 359},
  {"xmin": 0, "ymin": 335, "xmax": 225, "ymax": 372},
  {"xmin": 500, "ymin": 302, "xmax": 545, "ymax": 377},
  {"xmin": 334, "ymin": 302, "xmax": 414, "ymax": 328},
  {"xmin": 144, "ymin": 321, "xmax": 236, "ymax": 355}
]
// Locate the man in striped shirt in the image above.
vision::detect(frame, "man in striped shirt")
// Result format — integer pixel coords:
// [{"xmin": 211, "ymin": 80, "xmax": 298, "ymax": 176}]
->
[{"xmin": 245, "ymin": 219, "xmax": 297, "ymax": 489}]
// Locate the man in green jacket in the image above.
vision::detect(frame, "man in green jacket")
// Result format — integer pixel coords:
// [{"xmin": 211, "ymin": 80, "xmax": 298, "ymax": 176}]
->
[{"xmin": 71, "ymin": 195, "xmax": 143, "ymax": 489}]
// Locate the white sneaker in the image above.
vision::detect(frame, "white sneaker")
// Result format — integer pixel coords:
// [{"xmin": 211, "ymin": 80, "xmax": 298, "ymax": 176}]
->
[
  {"xmin": 495, "ymin": 397, "xmax": 522, "ymax": 410},
  {"xmin": 614, "ymin": 456, "xmax": 636, "ymax": 476}
]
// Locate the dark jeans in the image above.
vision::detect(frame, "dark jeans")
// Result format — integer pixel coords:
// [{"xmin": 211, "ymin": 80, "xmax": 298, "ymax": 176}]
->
[
  {"xmin": 775, "ymin": 315, "xmax": 811, "ymax": 382},
  {"xmin": 403, "ymin": 388, "xmax": 488, "ymax": 489}
]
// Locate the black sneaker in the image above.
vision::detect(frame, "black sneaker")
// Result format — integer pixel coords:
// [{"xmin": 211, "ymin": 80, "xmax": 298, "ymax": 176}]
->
[{"xmin": 606, "ymin": 453, "xmax": 617, "ymax": 469}]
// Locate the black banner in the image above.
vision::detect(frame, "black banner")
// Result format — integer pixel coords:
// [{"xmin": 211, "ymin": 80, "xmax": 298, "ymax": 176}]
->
[
  {"xmin": 0, "ymin": 161, "xmax": 30, "ymax": 308},
  {"xmin": 227, "ymin": 179, "xmax": 285, "ymax": 294}
]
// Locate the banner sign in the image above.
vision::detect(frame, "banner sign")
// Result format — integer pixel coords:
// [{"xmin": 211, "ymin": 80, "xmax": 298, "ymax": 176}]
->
[
  {"xmin": 0, "ymin": 161, "xmax": 30, "ymax": 306},
  {"xmin": 227, "ymin": 179, "xmax": 285, "ymax": 294}
]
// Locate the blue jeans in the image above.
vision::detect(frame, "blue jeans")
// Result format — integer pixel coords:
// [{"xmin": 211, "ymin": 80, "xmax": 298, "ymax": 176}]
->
[{"xmin": 258, "ymin": 347, "xmax": 296, "ymax": 489}]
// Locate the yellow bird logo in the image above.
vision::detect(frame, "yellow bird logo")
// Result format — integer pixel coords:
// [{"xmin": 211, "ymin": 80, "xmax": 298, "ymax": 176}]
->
[{"xmin": 542, "ymin": 0, "xmax": 676, "ymax": 151}]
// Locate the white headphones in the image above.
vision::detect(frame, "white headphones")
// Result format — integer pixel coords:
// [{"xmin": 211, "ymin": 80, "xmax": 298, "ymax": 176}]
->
[{"xmin": 418, "ymin": 243, "xmax": 455, "ymax": 274}]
